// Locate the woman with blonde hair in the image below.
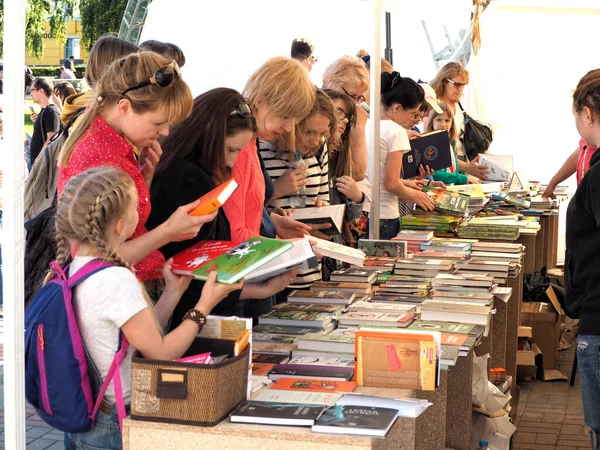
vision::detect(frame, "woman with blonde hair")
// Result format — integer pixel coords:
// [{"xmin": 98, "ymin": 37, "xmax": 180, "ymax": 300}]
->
[
  {"xmin": 429, "ymin": 61, "xmax": 489, "ymax": 179},
  {"xmin": 57, "ymin": 51, "xmax": 210, "ymax": 301},
  {"xmin": 223, "ymin": 56, "xmax": 316, "ymax": 243},
  {"xmin": 322, "ymin": 55, "xmax": 370, "ymax": 181}
]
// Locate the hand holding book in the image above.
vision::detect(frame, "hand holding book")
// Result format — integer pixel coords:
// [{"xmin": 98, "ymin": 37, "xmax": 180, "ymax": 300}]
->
[
  {"xmin": 164, "ymin": 199, "xmax": 219, "ymax": 242},
  {"xmin": 196, "ymin": 271, "xmax": 244, "ymax": 315}
]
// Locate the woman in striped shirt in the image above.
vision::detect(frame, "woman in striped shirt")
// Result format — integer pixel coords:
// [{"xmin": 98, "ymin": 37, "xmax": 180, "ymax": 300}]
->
[{"xmin": 260, "ymin": 90, "xmax": 338, "ymax": 288}]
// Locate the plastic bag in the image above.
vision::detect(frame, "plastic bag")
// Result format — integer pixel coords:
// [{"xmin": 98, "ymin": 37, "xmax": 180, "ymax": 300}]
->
[
  {"xmin": 523, "ymin": 266, "xmax": 549, "ymax": 302},
  {"xmin": 460, "ymin": 104, "xmax": 493, "ymax": 161}
]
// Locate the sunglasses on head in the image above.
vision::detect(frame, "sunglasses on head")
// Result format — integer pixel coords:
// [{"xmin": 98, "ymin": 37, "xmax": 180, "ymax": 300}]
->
[
  {"xmin": 229, "ymin": 102, "xmax": 253, "ymax": 119},
  {"xmin": 121, "ymin": 60, "xmax": 181, "ymax": 96}
]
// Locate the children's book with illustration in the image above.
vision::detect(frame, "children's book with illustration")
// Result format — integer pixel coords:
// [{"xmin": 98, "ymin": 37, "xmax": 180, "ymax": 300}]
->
[
  {"xmin": 421, "ymin": 186, "xmax": 471, "ymax": 217},
  {"xmin": 245, "ymin": 238, "xmax": 317, "ymax": 283},
  {"xmin": 189, "ymin": 178, "xmax": 238, "ymax": 216},
  {"xmin": 402, "ymin": 129, "xmax": 453, "ymax": 179},
  {"xmin": 170, "ymin": 237, "xmax": 292, "ymax": 284}
]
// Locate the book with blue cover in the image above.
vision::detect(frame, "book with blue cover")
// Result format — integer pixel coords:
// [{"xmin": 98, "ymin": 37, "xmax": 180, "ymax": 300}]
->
[
  {"xmin": 402, "ymin": 130, "xmax": 452, "ymax": 179},
  {"xmin": 312, "ymin": 405, "xmax": 398, "ymax": 437}
]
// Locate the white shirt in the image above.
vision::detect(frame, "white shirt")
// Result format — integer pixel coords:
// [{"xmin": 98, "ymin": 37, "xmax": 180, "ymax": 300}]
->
[
  {"xmin": 71, "ymin": 256, "xmax": 147, "ymax": 403},
  {"xmin": 368, "ymin": 120, "xmax": 411, "ymax": 220}
]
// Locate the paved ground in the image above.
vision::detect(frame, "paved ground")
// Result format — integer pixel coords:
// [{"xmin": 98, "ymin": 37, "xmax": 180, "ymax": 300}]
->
[{"xmin": 513, "ymin": 344, "xmax": 589, "ymax": 450}]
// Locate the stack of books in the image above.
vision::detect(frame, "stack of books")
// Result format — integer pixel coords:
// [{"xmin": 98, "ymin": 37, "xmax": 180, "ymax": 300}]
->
[
  {"xmin": 286, "ymin": 289, "xmax": 358, "ymax": 306},
  {"xmin": 420, "ymin": 186, "xmax": 471, "ymax": 217},
  {"xmin": 309, "ymin": 281, "xmax": 374, "ymax": 297},
  {"xmin": 457, "ymin": 218, "xmax": 521, "ymax": 241},
  {"xmin": 445, "ymin": 184, "xmax": 488, "ymax": 216},
  {"xmin": 409, "ymin": 320, "xmax": 485, "ymax": 361},
  {"xmin": 455, "ymin": 259, "xmax": 510, "ymax": 284},
  {"xmin": 401, "ymin": 212, "xmax": 463, "ymax": 235},
  {"xmin": 394, "ymin": 258, "xmax": 456, "ymax": 278},
  {"xmin": 371, "ymin": 275, "xmax": 433, "ymax": 304},
  {"xmin": 393, "ymin": 230, "xmax": 434, "ymax": 254},
  {"xmin": 470, "ymin": 242, "xmax": 524, "ymax": 279},
  {"xmin": 337, "ymin": 310, "xmax": 416, "ymax": 329},
  {"xmin": 293, "ymin": 328, "xmax": 356, "ymax": 360},
  {"xmin": 329, "ymin": 268, "xmax": 378, "ymax": 284},
  {"xmin": 418, "ymin": 239, "xmax": 472, "ymax": 260}
]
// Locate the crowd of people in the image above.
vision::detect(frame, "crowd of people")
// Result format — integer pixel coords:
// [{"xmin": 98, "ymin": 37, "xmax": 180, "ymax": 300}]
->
[{"xmin": 19, "ymin": 32, "xmax": 600, "ymax": 449}]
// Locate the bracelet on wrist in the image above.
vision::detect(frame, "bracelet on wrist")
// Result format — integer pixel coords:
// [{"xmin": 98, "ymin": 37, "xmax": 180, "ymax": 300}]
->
[{"xmin": 182, "ymin": 309, "xmax": 207, "ymax": 331}]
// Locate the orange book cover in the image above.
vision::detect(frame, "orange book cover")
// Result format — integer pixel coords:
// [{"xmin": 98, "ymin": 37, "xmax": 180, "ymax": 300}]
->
[
  {"xmin": 271, "ymin": 378, "xmax": 357, "ymax": 393},
  {"xmin": 354, "ymin": 331, "xmax": 437, "ymax": 390},
  {"xmin": 252, "ymin": 363, "xmax": 275, "ymax": 376},
  {"xmin": 189, "ymin": 178, "xmax": 238, "ymax": 216}
]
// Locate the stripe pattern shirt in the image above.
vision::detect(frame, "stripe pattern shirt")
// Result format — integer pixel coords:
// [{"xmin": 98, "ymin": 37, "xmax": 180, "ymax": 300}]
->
[{"xmin": 259, "ymin": 140, "xmax": 330, "ymax": 288}]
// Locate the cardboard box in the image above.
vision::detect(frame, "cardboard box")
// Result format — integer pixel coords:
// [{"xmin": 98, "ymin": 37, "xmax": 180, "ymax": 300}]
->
[
  {"xmin": 521, "ymin": 286, "xmax": 564, "ymax": 370},
  {"xmin": 517, "ymin": 343, "xmax": 542, "ymax": 380}
]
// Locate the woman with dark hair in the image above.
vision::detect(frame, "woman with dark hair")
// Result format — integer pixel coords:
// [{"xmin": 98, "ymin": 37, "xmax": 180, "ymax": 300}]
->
[
  {"xmin": 139, "ymin": 39, "xmax": 186, "ymax": 68},
  {"xmin": 373, "ymin": 71, "xmax": 435, "ymax": 239},
  {"xmin": 148, "ymin": 88, "xmax": 299, "ymax": 327}
]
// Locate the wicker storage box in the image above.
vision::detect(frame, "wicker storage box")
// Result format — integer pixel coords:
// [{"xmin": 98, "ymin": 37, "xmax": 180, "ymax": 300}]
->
[{"xmin": 130, "ymin": 337, "xmax": 249, "ymax": 426}]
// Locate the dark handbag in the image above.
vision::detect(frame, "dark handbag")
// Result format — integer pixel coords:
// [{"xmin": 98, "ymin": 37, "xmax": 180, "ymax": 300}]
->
[
  {"xmin": 459, "ymin": 103, "xmax": 493, "ymax": 161},
  {"xmin": 523, "ymin": 266, "xmax": 549, "ymax": 303}
]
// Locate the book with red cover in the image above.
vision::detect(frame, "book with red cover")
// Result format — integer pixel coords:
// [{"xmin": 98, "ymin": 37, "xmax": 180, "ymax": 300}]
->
[
  {"xmin": 189, "ymin": 178, "xmax": 238, "ymax": 216},
  {"xmin": 252, "ymin": 363, "xmax": 276, "ymax": 376},
  {"xmin": 271, "ymin": 378, "xmax": 357, "ymax": 393}
]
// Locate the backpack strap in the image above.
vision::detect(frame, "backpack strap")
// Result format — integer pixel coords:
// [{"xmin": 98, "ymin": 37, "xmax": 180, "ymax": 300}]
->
[
  {"xmin": 66, "ymin": 259, "xmax": 114, "ymax": 288},
  {"xmin": 91, "ymin": 331, "xmax": 130, "ymax": 432}
]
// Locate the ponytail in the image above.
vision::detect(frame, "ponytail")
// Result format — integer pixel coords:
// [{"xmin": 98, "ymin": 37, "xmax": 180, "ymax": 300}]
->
[{"xmin": 381, "ymin": 71, "xmax": 424, "ymax": 110}]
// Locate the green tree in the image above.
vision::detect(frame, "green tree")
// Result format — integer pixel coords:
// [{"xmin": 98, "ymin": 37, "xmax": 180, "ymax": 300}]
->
[
  {"xmin": 0, "ymin": 0, "xmax": 128, "ymax": 60},
  {"xmin": 80, "ymin": 0, "xmax": 128, "ymax": 51}
]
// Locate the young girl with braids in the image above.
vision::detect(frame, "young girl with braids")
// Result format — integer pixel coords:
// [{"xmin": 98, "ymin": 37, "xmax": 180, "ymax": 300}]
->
[
  {"xmin": 57, "ymin": 51, "xmax": 212, "ymax": 302},
  {"xmin": 58, "ymin": 167, "xmax": 240, "ymax": 449}
]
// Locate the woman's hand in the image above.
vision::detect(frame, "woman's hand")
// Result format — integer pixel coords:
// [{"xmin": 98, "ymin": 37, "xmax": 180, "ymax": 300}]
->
[
  {"xmin": 314, "ymin": 199, "xmax": 328, "ymax": 208},
  {"xmin": 403, "ymin": 179, "xmax": 425, "ymax": 191},
  {"xmin": 270, "ymin": 213, "xmax": 312, "ymax": 239},
  {"xmin": 164, "ymin": 200, "xmax": 218, "ymax": 242},
  {"xmin": 431, "ymin": 180, "xmax": 446, "ymax": 189},
  {"xmin": 274, "ymin": 166, "xmax": 308, "ymax": 198},
  {"xmin": 140, "ymin": 140, "xmax": 163, "ymax": 188},
  {"xmin": 308, "ymin": 223, "xmax": 334, "ymax": 240},
  {"xmin": 411, "ymin": 190, "xmax": 435, "ymax": 211},
  {"xmin": 467, "ymin": 175, "xmax": 481, "ymax": 184},
  {"xmin": 162, "ymin": 258, "xmax": 193, "ymax": 297},
  {"xmin": 354, "ymin": 104, "xmax": 369, "ymax": 128},
  {"xmin": 407, "ymin": 129, "xmax": 421, "ymax": 139},
  {"xmin": 464, "ymin": 155, "xmax": 490, "ymax": 180},
  {"xmin": 335, "ymin": 175, "xmax": 363, "ymax": 203},
  {"xmin": 541, "ymin": 184, "xmax": 556, "ymax": 198},
  {"xmin": 272, "ymin": 206, "xmax": 291, "ymax": 217},
  {"xmin": 240, "ymin": 268, "xmax": 300, "ymax": 299},
  {"xmin": 196, "ymin": 271, "xmax": 244, "ymax": 314}
]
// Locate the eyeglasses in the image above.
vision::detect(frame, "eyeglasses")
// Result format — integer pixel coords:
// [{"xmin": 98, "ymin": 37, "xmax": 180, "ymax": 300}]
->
[
  {"xmin": 122, "ymin": 60, "xmax": 181, "ymax": 96},
  {"xmin": 412, "ymin": 112, "xmax": 425, "ymax": 123},
  {"xmin": 229, "ymin": 102, "xmax": 253, "ymax": 119},
  {"xmin": 342, "ymin": 87, "xmax": 366, "ymax": 104},
  {"xmin": 445, "ymin": 78, "xmax": 467, "ymax": 89},
  {"xmin": 335, "ymin": 107, "xmax": 350, "ymax": 122},
  {"xmin": 30, "ymin": 88, "xmax": 38, "ymax": 92}
]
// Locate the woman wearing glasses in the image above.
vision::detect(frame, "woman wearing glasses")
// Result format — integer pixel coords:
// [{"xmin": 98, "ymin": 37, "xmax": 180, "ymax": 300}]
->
[
  {"xmin": 147, "ymin": 88, "xmax": 299, "ymax": 327},
  {"xmin": 322, "ymin": 55, "xmax": 370, "ymax": 182},
  {"xmin": 429, "ymin": 62, "xmax": 489, "ymax": 180},
  {"xmin": 57, "ymin": 51, "xmax": 210, "ymax": 300}
]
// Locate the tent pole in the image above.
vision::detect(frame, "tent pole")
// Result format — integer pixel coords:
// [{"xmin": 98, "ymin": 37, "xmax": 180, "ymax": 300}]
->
[
  {"xmin": 3, "ymin": 0, "xmax": 28, "ymax": 448},
  {"xmin": 369, "ymin": 0, "xmax": 382, "ymax": 239}
]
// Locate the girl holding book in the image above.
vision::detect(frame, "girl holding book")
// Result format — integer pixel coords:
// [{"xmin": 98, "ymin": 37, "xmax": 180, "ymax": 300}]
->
[
  {"xmin": 422, "ymin": 101, "xmax": 480, "ymax": 185},
  {"xmin": 374, "ymin": 71, "xmax": 435, "ymax": 239},
  {"xmin": 148, "ymin": 88, "xmax": 301, "ymax": 328},
  {"xmin": 57, "ymin": 52, "xmax": 216, "ymax": 302},
  {"xmin": 58, "ymin": 167, "xmax": 240, "ymax": 449}
]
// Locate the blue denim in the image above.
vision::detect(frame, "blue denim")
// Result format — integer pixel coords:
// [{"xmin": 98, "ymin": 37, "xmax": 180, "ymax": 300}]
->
[
  {"xmin": 577, "ymin": 335, "xmax": 600, "ymax": 449},
  {"xmin": 379, "ymin": 218, "xmax": 400, "ymax": 241},
  {"xmin": 65, "ymin": 403, "xmax": 124, "ymax": 450}
]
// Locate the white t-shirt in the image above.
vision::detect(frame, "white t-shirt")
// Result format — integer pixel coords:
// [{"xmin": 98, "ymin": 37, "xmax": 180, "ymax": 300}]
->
[
  {"xmin": 70, "ymin": 256, "xmax": 147, "ymax": 403},
  {"xmin": 368, "ymin": 120, "xmax": 411, "ymax": 220}
]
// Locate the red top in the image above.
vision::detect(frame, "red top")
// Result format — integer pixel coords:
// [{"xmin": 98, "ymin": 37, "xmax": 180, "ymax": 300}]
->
[
  {"xmin": 57, "ymin": 115, "xmax": 165, "ymax": 280},
  {"xmin": 222, "ymin": 140, "xmax": 265, "ymax": 242},
  {"xmin": 577, "ymin": 138, "xmax": 598, "ymax": 186}
]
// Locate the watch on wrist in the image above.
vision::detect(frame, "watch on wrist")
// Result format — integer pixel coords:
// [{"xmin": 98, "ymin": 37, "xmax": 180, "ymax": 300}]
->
[{"xmin": 182, "ymin": 309, "xmax": 207, "ymax": 331}]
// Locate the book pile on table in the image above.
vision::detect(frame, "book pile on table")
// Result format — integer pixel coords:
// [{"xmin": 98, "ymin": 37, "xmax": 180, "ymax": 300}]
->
[
  {"xmin": 401, "ymin": 212, "xmax": 463, "ymax": 235},
  {"xmin": 445, "ymin": 184, "xmax": 488, "ymax": 216},
  {"xmin": 408, "ymin": 319, "xmax": 485, "ymax": 365},
  {"xmin": 457, "ymin": 218, "xmax": 521, "ymax": 241},
  {"xmin": 417, "ymin": 239, "xmax": 472, "ymax": 260},
  {"xmin": 372, "ymin": 274, "xmax": 432, "ymax": 305},
  {"xmin": 470, "ymin": 242, "xmax": 524, "ymax": 279},
  {"xmin": 455, "ymin": 259, "xmax": 510, "ymax": 284},
  {"xmin": 393, "ymin": 229, "xmax": 434, "ymax": 254},
  {"xmin": 421, "ymin": 186, "xmax": 471, "ymax": 217},
  {"xmin": 419, "ymin": 274, "xmax": 495, "ymax": 329}
]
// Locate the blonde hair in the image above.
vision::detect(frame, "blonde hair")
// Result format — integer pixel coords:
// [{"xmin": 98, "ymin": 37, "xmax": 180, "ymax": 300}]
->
[
  {"xmin": 356, "ymin": 49, "xmax": 369, "ymax": 59},
  {"xmin": 424, "ymin": 101, "xmax": 458, "ymax": 142},
  {"xmin": 429, "ymin": 62, "xmax": 469, "ymax": 102},
  {"xmin": 85, "ymin": 35, "xmax": 139, "ymax": 90},
  {"xmin": 59, "ymin": 51, "xmax": 193, "ymax": 167},
  {"xmin": 322, "ymin": 56, "xmax": 370, "ymax": 92},
  {"xmin": 244, "ymin": 56, "xmax": 315, "ymax": 150},
  {"xmin": 381, "ymin": 58, "xmax": 393, "ymax": 74},
  {"xmin": 50, "ymin": 167, "xmax": 161, "ymax": 331}
]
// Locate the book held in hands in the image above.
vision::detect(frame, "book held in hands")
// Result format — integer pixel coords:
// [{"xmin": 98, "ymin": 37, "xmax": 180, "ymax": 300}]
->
[
  {"xmin": 402, "ymin": 130, "xmax": 453, "ymax": 179},
  {"xmin": 189, "ymin": 178, "xmax": 238, "ymax": 216}
]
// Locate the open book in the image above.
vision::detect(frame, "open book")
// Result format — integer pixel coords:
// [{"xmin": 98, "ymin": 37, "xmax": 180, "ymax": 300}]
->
[
  {"xmin": 245, "ymin": 238, "xmax": 318, "ymax": 283},
  {"xmin": 478, "ymin": 154, "xmax": 513, "ymax": 182},
  {"xmin": 289, "ymin": 204, "xmax": 345, "ymax": 236},
  {"xmin": 304, "ymin": 235, "xmax": 366, "ymax": 266}
]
